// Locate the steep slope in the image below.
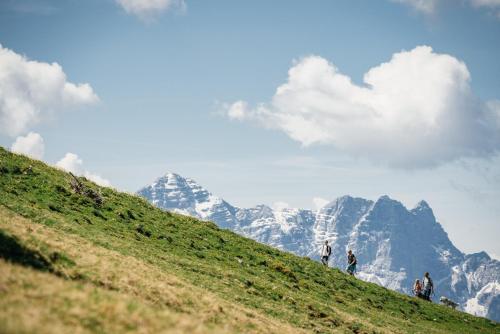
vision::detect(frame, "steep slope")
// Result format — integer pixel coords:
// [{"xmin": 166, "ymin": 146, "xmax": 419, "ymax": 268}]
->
[
  {"xmin": 1, "ymin": 147, "xmax": 499, "ymax": 333},
  {"xmin": 0, "ymin": 207, "xmax": 296, "ymax": 334},
  {"xmin": 138, "ymin": 172, "xmax": 500, "ymax": 322}
]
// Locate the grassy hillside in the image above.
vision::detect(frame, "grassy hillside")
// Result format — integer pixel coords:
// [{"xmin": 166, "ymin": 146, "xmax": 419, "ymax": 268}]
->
[{"xmin": 0, "ymin": 147, "xmax": 498, "ymax": 334}]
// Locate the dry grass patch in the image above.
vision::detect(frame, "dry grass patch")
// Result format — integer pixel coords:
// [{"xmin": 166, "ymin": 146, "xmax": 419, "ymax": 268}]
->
[
  {"xmin": 0, "ymin": 260, "xmax": 206, "ymax": 334},
  {"xmin": 0, "ymin": 207, "xmax": 306, "ymax": 334}
]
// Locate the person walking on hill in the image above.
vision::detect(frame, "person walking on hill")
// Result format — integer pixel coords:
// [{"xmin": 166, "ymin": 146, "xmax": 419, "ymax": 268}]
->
[
  {"xmin": 413, "ymin": 279, "xmax": 423, "ymax": 298},
  {"xmin": 346, "ymin": 250, "xmax": 357, "ymax": 276},
  {"xmin": 422, "ymin": 272, "xmax": 434, "ymax": 301},
  {"xmin": 320, "ymin": 240, "xmax": 332, "ymax": 266}
]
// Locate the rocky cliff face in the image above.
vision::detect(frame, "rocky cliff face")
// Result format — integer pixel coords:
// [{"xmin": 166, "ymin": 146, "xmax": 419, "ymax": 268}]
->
[{"xmin": 137, "ymin": 172, "xmax": 500, "ymax": 321}]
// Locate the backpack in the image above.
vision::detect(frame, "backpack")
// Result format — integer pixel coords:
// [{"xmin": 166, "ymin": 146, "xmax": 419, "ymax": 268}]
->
[{"xmin": 326, "ymin": 245, "xmax": 331, "ymax": 256}]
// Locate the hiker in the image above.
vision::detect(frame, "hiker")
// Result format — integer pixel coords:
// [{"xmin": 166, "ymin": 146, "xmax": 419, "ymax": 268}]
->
[
  {"xmin": 320, "ymin": 240, "xmax": 332, "ymax": 266},
  {"xmin": 413, "ymin": 279, "xmax": 423, "ymax": 298},
  {"xmin": 346, "ymin": 250, "xmax": 357, "ymax": 276},
  {"xmin": 422, "ymin": 272, "xmax": 434, "ymax": 301}
]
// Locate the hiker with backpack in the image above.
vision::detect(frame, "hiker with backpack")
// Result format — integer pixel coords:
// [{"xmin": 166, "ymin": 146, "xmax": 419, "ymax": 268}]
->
[
  {"xmin": 320, "ymin": 240, "xmax": 332, "ymax": 266},
  {"xmin": 422, "ymin": 272, "xmax": 434, "ymax": 301},
  {"xmin": 413, "ymin": 279, "xmax": 423, "ymax": 298},
  {"xmin": 346, "ymin": 250, "xmax": 357, "ymax": 276}
]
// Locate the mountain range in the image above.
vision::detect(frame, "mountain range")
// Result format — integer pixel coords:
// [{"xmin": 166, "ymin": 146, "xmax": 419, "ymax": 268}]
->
[{"xmin": 138, "ymin": 172, "xmax": 500, "ymax": 322}]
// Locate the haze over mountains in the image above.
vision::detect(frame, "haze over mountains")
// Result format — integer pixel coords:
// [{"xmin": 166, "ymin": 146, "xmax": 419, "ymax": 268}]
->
[{"xmin": 138, "ymin": 172, "xmax": 500, "ymax": 322}]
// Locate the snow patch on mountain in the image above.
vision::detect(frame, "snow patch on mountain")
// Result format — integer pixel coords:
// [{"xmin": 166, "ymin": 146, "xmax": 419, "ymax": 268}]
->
[{"xmin": 465, "ymin": 282, "xmax": 500, "ymax": 318}]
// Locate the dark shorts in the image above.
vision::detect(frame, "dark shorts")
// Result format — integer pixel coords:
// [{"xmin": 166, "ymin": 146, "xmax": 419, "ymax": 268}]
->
[{"xmin": 347, "ymin": 263, "xmax": 356, "ymax": 274}]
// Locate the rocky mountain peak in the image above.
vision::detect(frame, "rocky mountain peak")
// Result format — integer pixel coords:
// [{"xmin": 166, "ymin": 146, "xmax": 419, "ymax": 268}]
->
[
  {"xmin": 411, "ymin": 200, "xmax": 436, "ymax": 221},
  {"xmin": 138, "ymin": 172, "xmax": 500, "ymax": 322}
]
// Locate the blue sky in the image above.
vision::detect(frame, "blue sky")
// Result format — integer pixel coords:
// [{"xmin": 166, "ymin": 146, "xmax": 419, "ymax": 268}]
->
[{"xmin": 1, "ymin": 0, "xmax": 499, "ymax": 257}]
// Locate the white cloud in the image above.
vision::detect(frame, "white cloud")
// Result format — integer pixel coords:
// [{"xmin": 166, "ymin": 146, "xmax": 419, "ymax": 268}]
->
[
  {"xmin": 312, "ymin": 197, "xmax": 329, "ymax": 211},
  {"xmin": 56, "ymin": 153, "xmax": 84, "ymax": 174},
  {"xmin": 225, "ymin": 46, "xmax": 500, "ymax": 168},
  {"xmin": 0, "ymin": 44, "xmax": 98, "ymax": 137},
  {"xmin": 116, "ymin": 0, "xmax": 185, "ymax": 19},
  {"xmin": 226, "ymin": 100, "xmax": 249, "ymax": 121},
  {"xmin": 56, "ymin": 153, "xmax": 111, "ymax": 187},
  {"xmin": 10, "ymin": 132, "xmax": 45, "ymax": 160},
  {"xmin": 82, "ymin": 173, "xmax": 111, "ymax": 188}
]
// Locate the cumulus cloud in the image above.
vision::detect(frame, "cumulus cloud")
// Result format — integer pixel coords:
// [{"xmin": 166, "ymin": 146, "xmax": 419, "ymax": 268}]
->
[
  {"xmin": 224, "ymin": 46, "xmax": 500, "ymax": 168},
  {"xmin": 226, "ymin": 100, "xmax": 248, "ymax": 121},
  {"xmin": 0, "ymin": 44, "xmax": 98, "ymax": 137},
  {"xmin": 56, "ymin": 153, "xmax": 111, "ymax": 187},
  {"xmin": 116, "ymin": 0, "xmax": 185, "ymax": 19},
  {"xmin": 10, "ymin": 132, "xmax": 45, "ymax": 159}
]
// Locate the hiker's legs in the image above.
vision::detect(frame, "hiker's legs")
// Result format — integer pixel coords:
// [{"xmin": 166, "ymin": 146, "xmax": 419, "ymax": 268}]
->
[
  {"xmin": 423, "ymin": 289, "xmax": 431, "ymax": 301},
  {"xmin": 321, "ymin": 256, "xmax": 329, "ymax": 266},
  {"xmin": 349, "ymin": 264, "xmax": 356, "ymax": 276},
  {"xmin": 346, "ymin": 264, "xmax": 355, "ymax": 276}
]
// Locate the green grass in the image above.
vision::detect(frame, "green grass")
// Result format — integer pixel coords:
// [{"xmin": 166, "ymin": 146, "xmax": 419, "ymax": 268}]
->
[{"xmin": 0, "ymin": 146, "xmax": 498, "ymax": 334}]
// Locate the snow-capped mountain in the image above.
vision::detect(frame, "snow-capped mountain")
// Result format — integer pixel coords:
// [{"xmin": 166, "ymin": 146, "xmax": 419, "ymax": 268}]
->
[{"xmin": 137, "ymin": 172, "xmax": 500, "ymax": 322}]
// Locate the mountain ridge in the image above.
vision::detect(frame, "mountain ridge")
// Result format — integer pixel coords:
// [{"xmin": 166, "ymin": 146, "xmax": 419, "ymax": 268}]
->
[{"xmin": 138, "ymin": 171, "xmax": 500, "ymax": 322}]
